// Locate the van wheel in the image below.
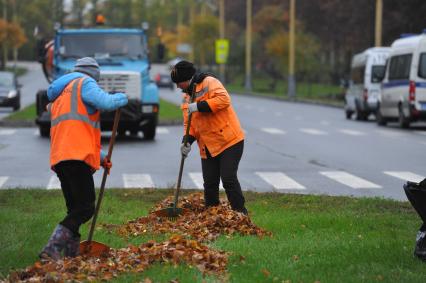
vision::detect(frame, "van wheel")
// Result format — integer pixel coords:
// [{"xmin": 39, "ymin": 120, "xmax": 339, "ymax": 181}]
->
[
  {"xmin": 345, "ymin": 110, "xmax": 353, "ymax": 120},
  {"xmin": 355, "ymin": 101, "xmax": 367, "ymax": 121},
  {"xmin": 376, "ymin": 105, "xmax": 387, "ymax": 126},
  {"xmin": 398, "ymin": 105, "xmax": 410, "ymax": 128}
]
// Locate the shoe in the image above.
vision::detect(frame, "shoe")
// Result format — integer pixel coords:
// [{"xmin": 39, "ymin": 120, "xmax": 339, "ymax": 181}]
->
[
  {"xmin": 64, "ymin": 234, "xmax": 81, "ymax": 257},
  {"xmin": 39, "ymin": 224, "xmax": 74, "ymax": 260}
]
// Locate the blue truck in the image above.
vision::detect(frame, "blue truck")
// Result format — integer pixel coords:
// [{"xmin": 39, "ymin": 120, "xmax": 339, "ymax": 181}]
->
[{"xmin": 35, "ymin": 25, "xmax": 159, "ymax": 139}]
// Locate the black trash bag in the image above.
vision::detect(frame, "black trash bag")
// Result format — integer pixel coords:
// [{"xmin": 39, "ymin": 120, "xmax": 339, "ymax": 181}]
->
[{"xmin": 403, "ymin": 179, "xmax": 426, "ymax": 261}]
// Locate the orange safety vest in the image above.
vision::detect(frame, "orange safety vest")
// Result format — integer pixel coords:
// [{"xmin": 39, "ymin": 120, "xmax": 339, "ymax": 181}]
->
[
  {"xmin": 181, "ymin": 76, "xmax": 244, "ymax": 158},
  {"xmin": 49, "ymin": 77, "xmax": 101, "ymax": 170}
]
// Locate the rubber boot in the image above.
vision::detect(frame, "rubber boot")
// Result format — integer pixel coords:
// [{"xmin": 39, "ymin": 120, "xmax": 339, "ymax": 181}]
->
[
  {"xmin": 39, "ymin": 224, "xmax": 74, "ymax": 260},
  {"xmin": 64, "ymin": 234, "xmax": 81, "ymax": 258}
]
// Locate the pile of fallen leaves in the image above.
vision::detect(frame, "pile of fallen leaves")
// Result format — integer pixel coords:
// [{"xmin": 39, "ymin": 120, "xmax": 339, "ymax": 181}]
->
[
  {"xmin": 5, "ymin": 234, "xmax": 228, "ymax": 282},
  {"xmin": 116, "ymin": 192, "xmax": 272, "ymax": 242}
]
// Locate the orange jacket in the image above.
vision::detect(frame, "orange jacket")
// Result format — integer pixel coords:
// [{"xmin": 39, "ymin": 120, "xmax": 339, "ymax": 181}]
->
[
  {"xmin": 181, "ymin": 76, "xmax": 244, "ymax": 158},
  {"xmin": 49, "ymin": 78, "xmax": 101, "ymax": 170}
]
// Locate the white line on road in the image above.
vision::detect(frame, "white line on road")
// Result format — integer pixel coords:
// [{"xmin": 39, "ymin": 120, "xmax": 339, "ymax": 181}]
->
[
  {"xmin": 384, "ymin": 171, "xmax": 425, "ymax": 183},
  {"xmin": 188, "ymin": 172, "xmax": 224, "ymax": 190},
  {"xmin": 255, "ymin": 172, "xmax": 305, "ymax": 190},
  {"xmin": 261, "ymin": 128, "xmax": 286, "ymax": 135},
  {"xmin": 300, "ymin": 128, "xmax": 328, "ymax": 135},
  {"xmin": 320, "ymin": 171, "xmax": 382, "ymax": 189},
  {"xmin": 123, "ymin": 174, "xmax": 154, "ymax": 188},
  {"xmin": 47, "ymin": 175, "xmax": 61, "ymax": 190},
  {"xmin": 0, "ymin": 176, "xmax": 8, "ymax": 188},
  {"xmin": 0, "ymin": 129, "xmax": 16, "ymax": 135},
  {"xmin": 338, "ymin": 129, "xmax": 366, "ymax": 136},
  {"xmin": 156, "ymin": 127, "xmax": 170, "ymax": 134}
]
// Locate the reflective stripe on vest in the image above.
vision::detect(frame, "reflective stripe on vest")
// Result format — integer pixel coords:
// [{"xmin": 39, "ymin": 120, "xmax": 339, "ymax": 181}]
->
[{"xmin": 50, "ymin": 78, "xmax": 100, "ymax": 129}]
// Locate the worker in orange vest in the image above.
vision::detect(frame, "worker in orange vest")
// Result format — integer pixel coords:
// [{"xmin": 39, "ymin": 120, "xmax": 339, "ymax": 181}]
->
[
  {"xmin": 171, "ymin": 60, "xmax": 248, "ymax": 215},
  {"xmin": 39, "ymin": 57, "xmax": 128, "ymax": 260}
]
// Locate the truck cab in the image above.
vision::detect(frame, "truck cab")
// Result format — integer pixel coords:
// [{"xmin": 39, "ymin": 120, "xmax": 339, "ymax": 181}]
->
[{"xmin": 35, "ymin": 27, "xmax": 159, "ymax": 139}]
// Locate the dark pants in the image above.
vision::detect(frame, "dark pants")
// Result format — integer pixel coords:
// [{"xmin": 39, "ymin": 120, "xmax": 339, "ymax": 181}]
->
[
  {"xmin": 55, "ymin": 160, "xmax": 96, "ymax": 237},
  {"xmin": 201, "ymin": 140, "xmax": 247, "ymax": 213}
]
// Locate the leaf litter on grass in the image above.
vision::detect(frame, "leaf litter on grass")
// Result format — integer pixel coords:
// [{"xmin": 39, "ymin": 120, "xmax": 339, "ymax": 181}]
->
[{"xmin": 3, "ymin": 192, "xmax": 271, "ymax": 282}]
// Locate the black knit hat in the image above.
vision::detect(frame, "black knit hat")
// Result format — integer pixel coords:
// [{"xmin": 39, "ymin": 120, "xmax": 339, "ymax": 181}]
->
[{"xmin": 170, "ymin": 60, "xmax": 196, "ymax": 83}]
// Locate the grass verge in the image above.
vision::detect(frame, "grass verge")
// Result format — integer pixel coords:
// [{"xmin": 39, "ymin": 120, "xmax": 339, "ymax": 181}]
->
[
  {"xmin": 3, "ymin": 99, "xmax": 182, "ymax": 124},
  {"xmin": 0, "ymin": 189, "xmax": 425, "ymax": 282}
]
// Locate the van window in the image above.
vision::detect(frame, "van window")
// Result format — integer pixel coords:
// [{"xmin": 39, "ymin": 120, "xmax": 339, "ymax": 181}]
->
[
  {"xmin": 371, "ymin": 65, "xmax": 386, "ymax": 83},
  {"xmin": 419, "ymin": 53, "xmax": 426, "ymax": 79},
  {"xmin": 351, "ymin": 66, "xmax": 364, "ymax": 84},
  {"xmin": 388, "ymin": 54, "xmax": 412, "ymax": 81}
]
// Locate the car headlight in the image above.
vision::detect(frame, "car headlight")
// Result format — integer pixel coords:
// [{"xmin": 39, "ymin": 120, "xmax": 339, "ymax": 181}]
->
[{"xmin": 7, "ymin": 90, "xmax": 17, "ymax": 98}]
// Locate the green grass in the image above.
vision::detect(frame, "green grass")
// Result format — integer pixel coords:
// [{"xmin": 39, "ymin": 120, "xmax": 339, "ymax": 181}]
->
[
  {"xmin": 5, "ymin": 66, "xmax": 27, "ymax": 77},
  {"xmin": 4, "ymin": 99, "xmax": 182, "ymax": 123},
  {"xmin": 1, "ymin": 189, "xmax": 425, "ymax": 282}
]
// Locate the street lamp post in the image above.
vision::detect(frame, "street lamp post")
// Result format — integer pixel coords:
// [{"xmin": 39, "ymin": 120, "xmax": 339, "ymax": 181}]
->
[
  {"xmin": 287, "ymin": 0, "xmax": 296, "ymax": 98},
  {"xmin": 375, "ymin": 0, "xmax": 383, "ymax": 47}
]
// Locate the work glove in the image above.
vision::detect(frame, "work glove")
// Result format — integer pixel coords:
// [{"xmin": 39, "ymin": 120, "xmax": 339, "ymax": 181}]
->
[
  {"xmin": 180, "ymin": 143, "xmax": 191, "ymax": 157},
  {"xmin": 101, "ymin": 157, "xmax": 112, "ymax": 174},
  {"xmin": 187, "ymin": 102, "xmax": 198, "ymax": 114}
]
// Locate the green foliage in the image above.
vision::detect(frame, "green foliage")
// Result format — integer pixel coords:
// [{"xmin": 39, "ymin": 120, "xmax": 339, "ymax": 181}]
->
[
  {"xmin": 1, "ymin": 189, "xmax": 425, "ymax": 282},
  {"xmin": 191, "ymin": 14, "xmax": 218, "ymax": 66}
]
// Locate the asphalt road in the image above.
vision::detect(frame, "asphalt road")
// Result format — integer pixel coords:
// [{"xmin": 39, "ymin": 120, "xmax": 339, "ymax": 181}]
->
[{"xmin": 1, "ymin": 62, "xmax": 425, "ymax": 201}]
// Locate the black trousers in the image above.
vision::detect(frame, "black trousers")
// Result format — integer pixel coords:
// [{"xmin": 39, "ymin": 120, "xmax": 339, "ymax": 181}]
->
[
  {"xmin": 55, "ymin": 160, "xmax": 96, "ymax": 237},
  {"xmin": 201, "ymin": 140, "xmax": 247, "ymax": 213}
]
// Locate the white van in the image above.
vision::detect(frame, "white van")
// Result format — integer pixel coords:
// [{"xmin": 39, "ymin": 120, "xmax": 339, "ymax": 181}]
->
[
  {"xmin": 377, "ymin": 31, "xmax": 426, "ymax": 128},
  {"xmin": 345, "ymin": 47, "xmax": 390, "ymax": 120}
]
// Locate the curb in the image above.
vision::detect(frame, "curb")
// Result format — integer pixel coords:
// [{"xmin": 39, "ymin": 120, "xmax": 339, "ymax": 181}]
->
[{"xmin": 0, "ymin": 119, "xmax": 183, "ymax": 128}]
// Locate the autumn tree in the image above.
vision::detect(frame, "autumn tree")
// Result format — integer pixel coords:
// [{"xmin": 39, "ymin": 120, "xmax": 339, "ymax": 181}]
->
[{"xmin": 0, "ymin": 19, "xmax": 27, "ymax": 69}]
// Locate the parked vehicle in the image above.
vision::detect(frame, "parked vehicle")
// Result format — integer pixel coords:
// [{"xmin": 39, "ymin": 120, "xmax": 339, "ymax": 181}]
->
[
  {"xmin": 35, "ymin": 24, "xmax": 159, "ymax": 139},
  {"xmin": 154, "ymin": 73, "xmax": 173, "ymax": 89},
  {"xmin": 0, "ymin": 71, "xmax": 21, "ymax": 111},
  {"xmin": 377, "ymin": 30, "xmax": 426, "ymax": 128},
  {"xmin": 345, "ymin": 47, "xmax": 390, "ymax": 120}
]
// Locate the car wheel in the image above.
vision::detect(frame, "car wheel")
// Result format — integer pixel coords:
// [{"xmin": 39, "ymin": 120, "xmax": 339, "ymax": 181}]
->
[
  {"xmin": 13, "ymin": 101, "xmax": 20, "ymax": 111},
  {"xmin": 345, "ymin": 110, "xmax": 353, "ymax": 120},
  {"xmin": 39, "ymin": 126, "xmax": 50, "ymax": 137},
  {"xmin": 398, "ymin": 105, "xmax": 410, "ymax": 128}
]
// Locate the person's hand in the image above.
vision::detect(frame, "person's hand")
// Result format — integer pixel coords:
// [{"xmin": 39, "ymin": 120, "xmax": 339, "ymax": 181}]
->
[
  {"xmin": 187, "ymin": 102, "xmax": 198, "ymax": 114},
  {"xmin": 180, "ymin": 143, "xmax": 191, "ymax": 157},
  {"xmin": 102, "ymin": 157, "xmax": 112, "ymax": 174}
]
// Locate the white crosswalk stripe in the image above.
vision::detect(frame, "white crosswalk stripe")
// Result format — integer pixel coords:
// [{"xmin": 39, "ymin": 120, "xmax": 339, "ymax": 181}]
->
[
  {"xmin": 47, "ymin": 175, "xmax": 61, "ymax": 190},
  {"xmin": 261, "ymin": 128, "xmax": 286, "ymax": 135},
  {"xmin": 156, "ymin": 127, "xmax": 170, "ymax": 134},
  {"xmin": 384, "ymin": 171, "xmax": 425, "ymax": 183},
  {"xmin": 0, "ymin": 176, "xmax": 8, "ymax": 188},
  {"xmin": 188, "ymin": 172, "xmax": 224, "ymax": 190},
  {"xmin": 300, "ymin": 128, "xmax": 328, "ymax": 135},
  {"xmin": 255, "ymin": 172, "xmax": 305, "ymax": 190},
  {"xmin": 338, "ymin": 129, "xmax": 366, "ymax": 136},
  {"xmin": 320, "ymin": 171, "xmax": 382, "ymax": 189},
  {"xmin": 0, "ymin": 129, "xmax": 16, "ymax": 135},
  {"xmin": 123, "ymin": 174, "xmax": 154, "ymax": 188}
]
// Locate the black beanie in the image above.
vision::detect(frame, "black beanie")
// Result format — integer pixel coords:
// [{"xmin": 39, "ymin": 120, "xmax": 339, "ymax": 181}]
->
[{"xmin": 171, "ymin": 60, "xmax": 196, "ymax": 83}]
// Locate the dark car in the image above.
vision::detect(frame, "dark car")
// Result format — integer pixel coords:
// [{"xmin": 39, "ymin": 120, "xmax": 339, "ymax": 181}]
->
[
  {"xmin": 0, "ymin": 71, "xmax": 21, "ymax": 111},
  {"xmin": 154, "ymin": 73, "xmax": 174, "ymax": 89}
]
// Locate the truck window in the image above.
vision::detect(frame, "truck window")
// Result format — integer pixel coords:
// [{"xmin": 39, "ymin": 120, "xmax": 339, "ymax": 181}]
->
[
  {"xmin": 371, "ymin": 65, "xmax": 386, "ymax": 83},
  {"xmin": 388, "ymin": 54, "xmax": 412, "ymax": 81},
  {"xmin": 350, "ymin": 66, "xmax": 364, "ymax": 84},
  {"xmin": 59, "ymin": 34, "xmax": 147, "ymax": 59},
  {"xmin": 419, "ymin": 53, "xmax": 426, "ymax": 79}
]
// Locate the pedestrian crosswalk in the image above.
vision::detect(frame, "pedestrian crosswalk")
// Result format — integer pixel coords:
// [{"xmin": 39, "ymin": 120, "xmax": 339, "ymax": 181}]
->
[{"xmin": 0, "ymin": 170, "xmax": 423, "ymax": 191}]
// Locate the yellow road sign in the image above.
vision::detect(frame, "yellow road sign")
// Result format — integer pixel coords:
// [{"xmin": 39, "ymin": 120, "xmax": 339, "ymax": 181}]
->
[{"xmin": 215, "ymin": 39, "xmax": 229, "ymax": 64}]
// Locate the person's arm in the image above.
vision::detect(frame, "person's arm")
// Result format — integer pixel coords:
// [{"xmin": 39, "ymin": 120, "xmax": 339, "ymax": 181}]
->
[
  {"xmin": 81, "ymin": 79, "xmax": 128, "ymax": 111},
  {"xmin": 201, "ymin": 78, "xmax": 231, "ymax": 112}
]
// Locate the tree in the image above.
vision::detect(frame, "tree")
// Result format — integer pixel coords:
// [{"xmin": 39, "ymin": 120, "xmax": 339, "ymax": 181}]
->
[{"xmin": 0, "ymin": 19, "xmax": 27, "ymax": 69}]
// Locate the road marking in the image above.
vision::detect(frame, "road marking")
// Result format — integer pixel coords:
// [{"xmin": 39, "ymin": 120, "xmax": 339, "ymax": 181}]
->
[
  {"xmin": 0, "ymin": 176, "xmax": 8, "ymax": 188},
  {"xmin": 47, "ymin": 176, "xmax": 61, "ymax": 190},
  {"xmin": 384, "ymin": 171, "xmax": 425, "ymax": 183},
  {"xmin": 156, "ymin": 127, "xmax": 170, "ymax": 134},
  {"xmin": 338, "ymin": 129, "xmax": 366, "ymax": 136},
  {"xmin": 0, "ymin": 129, "xmax": 16, "ymax": 135},
  {"xmin": 300, "ymin": 128, "xmax": 328, "ymax": 135},
  {"xmin": 414, "ymin": 131, "xmax": 426, "ymax": 136},
  {"xmin": 123, "ymin": 174, "xmax": 154, "ymax": 188},
  {"xmin": 320, "ymin": 171, "xmax": 382, "ymax": 189},
  {"xmin": 188, "ymin": 172, "xmax": 224, "ymax": 190},
  {"xmin": 261, "ymin": 128, "xmax": 286, "ymax": 135},
  {"xmin": 375, "ymin": 129, "xmax": 405, "ymax": 137},
  {"xmin": 255, "ymin": 172, "xmax": 305, "ymax": 190}
]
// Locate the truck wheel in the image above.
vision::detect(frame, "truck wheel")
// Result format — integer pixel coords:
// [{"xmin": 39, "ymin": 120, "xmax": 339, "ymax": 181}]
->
[
  {"xmin": 143, "ymin": 125, "xmax": 156, "ymax": 140},
  {"xmin": 376, "ymin": 104, "xmax": 387, "ymax": 126},
  {"xmin": 36, "ymin": 90, "xmax": 48, "ymax": 116},
  {"xmin": 398, "ymin": 105, "xmax": 410, "ymax": 128},
  {"xmin": 39, "ymin": 126, "xmax": 50, "ymax": 137},
  {"xmin": 13, "ymin": 101, "xmax": 20, "ymax": 111}
]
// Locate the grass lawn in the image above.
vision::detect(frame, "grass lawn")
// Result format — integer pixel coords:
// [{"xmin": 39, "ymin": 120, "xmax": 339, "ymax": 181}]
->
[
  {"xmin": 1, "ymin": 189, "xmax": 425, "ymax": 282},
  {"xmin": 4, "ymin": 99, "xmax": 182, "ymax": 123}
]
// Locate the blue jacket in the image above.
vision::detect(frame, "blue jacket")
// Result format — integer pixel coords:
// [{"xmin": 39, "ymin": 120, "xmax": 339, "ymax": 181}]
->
[{"xmin": 48, "ymin": 72, "xmax": 128, "ymax": 162}]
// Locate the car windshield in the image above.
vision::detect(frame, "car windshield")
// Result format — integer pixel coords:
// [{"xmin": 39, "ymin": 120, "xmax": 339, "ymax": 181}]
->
[
  {"xmin": 0, "ymin": 72, "xmax": 14, "ymax": 87},
  {"xmin": 59, "ymin": 34, "xmax": 147, "ymax": 59},
  {"xmin": 371, "ymin": 65, "xmax": 386, "ymax": 83}
]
